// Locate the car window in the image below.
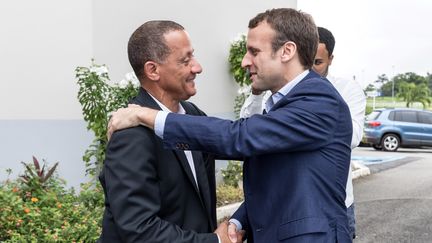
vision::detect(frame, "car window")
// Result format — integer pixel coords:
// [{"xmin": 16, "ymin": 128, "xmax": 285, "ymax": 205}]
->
[
  {"xmin": 393, "ymin": 111, "xmax": 418, "ymax": 123},
  {"xmin": 366, "ymin": 111, "xmax": 381, "ymax": 120},
  {"xmin": 388, "ymin": 111, "xmax": 395, "ymax": 120},
  {"xmin": 418, "ymin": 111, "xmax": 432, "ymax": 124}
]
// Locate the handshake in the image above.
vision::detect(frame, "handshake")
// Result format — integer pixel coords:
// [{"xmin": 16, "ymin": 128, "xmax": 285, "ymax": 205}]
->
[{"xmin": 214, "ymin": 221, "xmax": 245, "ymax": 243}]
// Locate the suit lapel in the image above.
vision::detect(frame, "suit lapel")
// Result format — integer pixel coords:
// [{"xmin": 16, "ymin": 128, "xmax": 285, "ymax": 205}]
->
[
  {"xmin": 133, "ymin": 88, "xmax": 201, "ymax": 194},
  {"xmin": 134, "ymin": 90, "xmax": 213, "ymax": 226},
  {"xmin": 172, "ymin": 150, "xmax": 201, "ymax": 194},
  {"xmin": 181, "ymin": 101, "xmax": 214, "ymax": 228},
  {"xmin": 191, "ymin": 151, "xmax": 213, "ymax": 223}
]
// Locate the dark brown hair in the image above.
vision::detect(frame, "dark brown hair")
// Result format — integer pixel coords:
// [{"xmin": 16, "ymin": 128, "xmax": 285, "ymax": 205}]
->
[
  {"xmin": 248, "ymin": 8, "xmax": 318, "ymax": 69},
  {"xmin": 128, "ymin": 20, "xmax": 184, "ymax": 80}
]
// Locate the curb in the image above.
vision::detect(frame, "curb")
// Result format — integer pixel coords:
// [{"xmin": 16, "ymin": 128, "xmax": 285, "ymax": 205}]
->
[
  {"xmin": 352, "ymin": 160, "xmax": 371, "ymax": 179},
  {"xmin": 216, "ymin": 161, "xmax": 371, "ymax": 220},
  {"xmin": 217, "ymin": 201, "xmax": 242, "ymax": 221}
]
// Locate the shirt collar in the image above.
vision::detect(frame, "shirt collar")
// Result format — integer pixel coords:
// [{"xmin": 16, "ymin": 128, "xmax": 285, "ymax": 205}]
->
[
  {"xmin": 270, "ymin": 70, "xmax": 309, "ymax": 105},
  {"xmin": 147, "ymin": 92, "xmax": 185, "ymax": 115}
]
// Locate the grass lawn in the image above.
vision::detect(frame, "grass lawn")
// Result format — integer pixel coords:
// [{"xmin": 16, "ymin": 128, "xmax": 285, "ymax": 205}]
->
[{"xmin": 367, "ymin": 96, "xmax": 430, "ymax": 111}]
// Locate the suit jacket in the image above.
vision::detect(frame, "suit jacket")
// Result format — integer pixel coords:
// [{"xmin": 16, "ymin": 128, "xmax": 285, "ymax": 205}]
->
[
  {"xmin": 99, "ymin": 88, "xmax": 218, "ymax": 243},
  {"xmin": 162, "ymin": 71, "xmax": 353, "ymax": 243}
]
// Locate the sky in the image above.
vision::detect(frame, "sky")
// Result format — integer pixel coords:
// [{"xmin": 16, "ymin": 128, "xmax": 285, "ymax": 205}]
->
[{"xmin": 297, "ymin": 0, "xmax": 432, "ymax": 88}]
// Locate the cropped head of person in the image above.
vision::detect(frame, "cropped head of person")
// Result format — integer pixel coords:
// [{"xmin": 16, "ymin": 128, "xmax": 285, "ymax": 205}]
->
[
  {"xmin": 313, "ymin": 26, "xmax": 335, "ymax": 77},
  {"xmin": 128, "ymin": 20, "xmax": 202, "ymax": 102},
  {"xmin": 241, "ymin": 8, "xmax": 318, "ymax": 94}
]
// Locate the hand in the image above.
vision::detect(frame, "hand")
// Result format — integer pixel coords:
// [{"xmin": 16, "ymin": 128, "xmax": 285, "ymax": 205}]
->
[
  {"xmin": 214, "ymin": 221, "xmax": 230, "ymax": 243},
  {"xmin": 228, "ymin": 222, "xmax": 245, "ymax": 243},
  {"xmin": 107, "ymin": 104, "xmax": 157, "ymax": 140}
]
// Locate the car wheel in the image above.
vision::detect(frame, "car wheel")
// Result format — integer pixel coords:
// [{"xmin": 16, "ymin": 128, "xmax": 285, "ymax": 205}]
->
[
  {"xmin": 381, "ymin": 134, "xmax": 400, "ymax": 152},
  {"xmin": 372, "ymin": 144, "xmax": 382, "ymax": 150}
]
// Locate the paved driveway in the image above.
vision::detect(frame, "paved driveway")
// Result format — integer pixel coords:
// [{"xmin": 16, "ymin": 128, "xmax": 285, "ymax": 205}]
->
[{"xmin": 352, "ymin": 147, "xmax": 432, "ymax": 242}]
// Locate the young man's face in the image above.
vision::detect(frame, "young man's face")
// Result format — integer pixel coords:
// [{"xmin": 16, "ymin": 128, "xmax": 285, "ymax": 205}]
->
[
  {"xmin": 157, "ymin": 30, "xmax": 202, "ymax": 101},
  {"xmin": 241, "ymin": 21, "xmax": 284, "ymax": 93},
  {"xmin": 313, "ymin": 43, "xmax": 333, "ymax": 77}
]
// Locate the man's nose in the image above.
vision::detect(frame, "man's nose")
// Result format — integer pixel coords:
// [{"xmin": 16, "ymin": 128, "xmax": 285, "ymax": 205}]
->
[
  {"xmin": 191, "ymin": 59, "xmax": 202, "ymax": 74},
  {"xmin": 241, "ymin": 53, "xmax": 251, "ymax": 69}
]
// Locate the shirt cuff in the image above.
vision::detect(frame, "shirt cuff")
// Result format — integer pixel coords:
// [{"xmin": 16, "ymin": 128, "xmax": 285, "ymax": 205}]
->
[
  {"xmin": 229, "ymin": 218, "xmax": 242, "ymax": 231},
  {"xmin": 154, "ymin": 111, "xmax": 169, "ymax": 139}
]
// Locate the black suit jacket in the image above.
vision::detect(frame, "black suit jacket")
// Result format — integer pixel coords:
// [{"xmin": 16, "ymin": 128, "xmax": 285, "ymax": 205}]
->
[{"xmin": 99, "ymin": 88, "xmax": 218, "ymax": 243}]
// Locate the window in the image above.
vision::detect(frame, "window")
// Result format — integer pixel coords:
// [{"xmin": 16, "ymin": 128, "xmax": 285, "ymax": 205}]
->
[
  {"xmin": 418, "ymin": 111, "xmax": 432, "ymax": 124},
  {"xmin": 367, "ymin": 111, "xmax": 382, "ymax": 121},
  {"xmin": 393, "ymin": 111, "xmax": 418, "ymax": 123}
]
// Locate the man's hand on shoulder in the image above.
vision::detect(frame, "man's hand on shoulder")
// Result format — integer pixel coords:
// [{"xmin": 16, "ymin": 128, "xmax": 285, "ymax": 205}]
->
[{"xmin": 107, "ymin": 104, "xmax": 158, "ymax": 140}]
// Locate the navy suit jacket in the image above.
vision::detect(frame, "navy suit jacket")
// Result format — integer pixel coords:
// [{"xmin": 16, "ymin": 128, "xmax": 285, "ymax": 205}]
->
[{"xmin": 162, "ymin": 71, "xmax": 353, "ymax": 243}]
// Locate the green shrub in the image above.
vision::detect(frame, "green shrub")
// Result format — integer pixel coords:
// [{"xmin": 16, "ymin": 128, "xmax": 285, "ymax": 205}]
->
[
  {"xmin": 221, "ymin": 161, "xmax": 243, "ymax": 188},
  {"xmin": 76, "ymin": 60, "xmax": 139, "ymax": 176},
  {"xmin": 0, "ymin": 157, "xmax": 103, "ymax": 242},
  {"xmin": 216, "ymin": 184, "xmax": 244, "ymax": 207}
]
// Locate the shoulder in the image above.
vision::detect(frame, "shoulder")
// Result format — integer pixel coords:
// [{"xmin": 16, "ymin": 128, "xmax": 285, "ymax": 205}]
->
[
  {"xmin": 295, "ymin": 76, "xmax": 338, "ymax": 96},
  {"xmin": 107, "ymin": 126, "xmax": 156, "ymax": 150},
  {"xmin": 181, "ymin": 101, "xmax": 207, "ymax": 116}
]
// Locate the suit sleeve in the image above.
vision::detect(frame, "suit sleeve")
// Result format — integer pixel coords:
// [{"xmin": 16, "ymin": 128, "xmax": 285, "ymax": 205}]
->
[
  {"xmin": 163, "ymin": 81, "xmax": 349, "ymax": 157},
  {"xmin": 231, "ymin": 202, "xmax": 250, "ymax": 232},
  {"xmin": 104, "ymin": 127, "xmax": 217, "ymax": 243}
]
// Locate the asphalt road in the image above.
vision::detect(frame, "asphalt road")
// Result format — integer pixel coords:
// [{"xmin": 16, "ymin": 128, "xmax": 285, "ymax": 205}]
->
[{"xmin": 352, "ymin": 147, "xmax": 432, "ymax": 243}]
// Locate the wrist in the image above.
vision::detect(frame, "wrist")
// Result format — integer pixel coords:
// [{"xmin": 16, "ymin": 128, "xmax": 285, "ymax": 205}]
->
[{"xmin": 138, "ymin": 107, "xmax": 157, "ymax": 129}]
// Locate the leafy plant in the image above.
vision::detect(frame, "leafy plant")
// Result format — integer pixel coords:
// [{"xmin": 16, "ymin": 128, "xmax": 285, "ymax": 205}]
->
[
  {"xmin": 397, "ymin": 81, "xmax": 431, "ymax": 108},
  {"xmin": 228, "ymin": 34, "xmax": 250, "ymax": 87},
  {"xmin": 75, "ymin": 60, "xmax": 139, "ymax": 176},
  {"xmin": 19, "ymin": 156, "xmax": 58, "ymax": 192},
  {"xmin": 228, "ymin": 34, "xmax": 251, "ymax": 119},
  {"xmin": 0, "ymin": 157, "xmax": 103, "ymax": 242},
  {"xmin": 221, "ymin": 161, "xmax": 243, "ymax": 188}
]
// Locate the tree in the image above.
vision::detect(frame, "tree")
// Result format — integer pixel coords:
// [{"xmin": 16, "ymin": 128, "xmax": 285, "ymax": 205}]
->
[
  {"xmin": 375, "ymin": 74, "xmax": 389, "ymax": 86},
  {"xmin": 380, "ymin": 72, "xmax": 430, "ymax": 97},
  {"xmin": 364, "ymin": 84, "xmax": 376, "ymax": 92},
  {"xmin": 426, "ymin": 72, "xmax": 432, "ymax": 92},
  {"xmin": 397, "ymin": 81, "xmax": 431, "ymax": 108}
]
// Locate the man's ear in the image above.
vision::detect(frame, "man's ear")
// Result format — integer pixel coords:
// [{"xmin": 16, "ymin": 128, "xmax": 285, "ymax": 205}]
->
[
  {"xmin": 328, "ymin": 54, "xmax": 334, "ymax": 66},
  {"xmin": 281, "ymin": 41, "xmax": 297, "ymax": 62},
  {"xmin": 144, "ymin": 61, "xmax": 159, "ymax": 81}
]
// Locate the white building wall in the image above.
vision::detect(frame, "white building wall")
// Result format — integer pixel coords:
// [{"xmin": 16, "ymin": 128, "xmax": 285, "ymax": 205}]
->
[
  {"xmin": 92, "ymin": 0, "xmax": 297, "ymax": 117},
  {"xmin": 0, "ymin": 0, "xmax": 93, "ymax": 119},
  {"xmin": 0, "ymin": 0, "xmax": 296, "ymax": 188}
]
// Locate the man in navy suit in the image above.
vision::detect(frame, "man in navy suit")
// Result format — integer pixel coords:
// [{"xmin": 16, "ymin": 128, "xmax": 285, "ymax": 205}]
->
[{"xmin": 109, "ymin": 8, "xmax": 353, "ymax": 243}]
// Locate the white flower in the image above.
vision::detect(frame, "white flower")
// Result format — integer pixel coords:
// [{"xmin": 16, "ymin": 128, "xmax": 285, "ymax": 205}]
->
[
  {"xmin": 125, "ymin": 72, "xmax": 140, "ymax": 87},
  {"xmin": 118, "ymin": 79, "xmax": 128, "ymax": 88},
  {"xmin": 237, "ymin": 85, "xmax": 251, "ymax": 95},
  {"xmin": 90, "ymin": 65, "xmax": 108, "ymax": 76},
  {"xmin": 231, "ymin": 33, "xmax": 246, "ymax": 44}
]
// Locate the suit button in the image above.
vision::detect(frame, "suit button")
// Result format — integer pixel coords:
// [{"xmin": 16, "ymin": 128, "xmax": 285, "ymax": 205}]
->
[
  {"xmin": 256, "ymin": 228, "xmax": 262, "ymax": 232},
  {"xmin": 175, "ymin": 143, "xmax": 181, "ymax": 149},
  {"xmin": 184, "ymin": 144, "xmax": 189, "ymax": 150}
]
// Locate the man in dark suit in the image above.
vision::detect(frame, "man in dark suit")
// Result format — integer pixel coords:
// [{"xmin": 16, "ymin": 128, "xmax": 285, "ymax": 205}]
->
[
  {"xmin": 108, "ymin": 9, "xmax": 353, "ymax": 243},
  {"xmin": 99, "ymin": 20, "xmax": 231, "ymax": 243}
]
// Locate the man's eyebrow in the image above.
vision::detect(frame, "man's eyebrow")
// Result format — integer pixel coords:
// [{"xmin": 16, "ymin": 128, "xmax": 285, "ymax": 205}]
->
[{"xmin": 247, "ymin": 46, "xmax": 260, "ymax": 52}]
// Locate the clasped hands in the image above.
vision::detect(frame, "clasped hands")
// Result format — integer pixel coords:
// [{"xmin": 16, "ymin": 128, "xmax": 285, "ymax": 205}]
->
[{"xmin": 214, "ymin": 220, "xmax": 245, "ymax": 243}]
